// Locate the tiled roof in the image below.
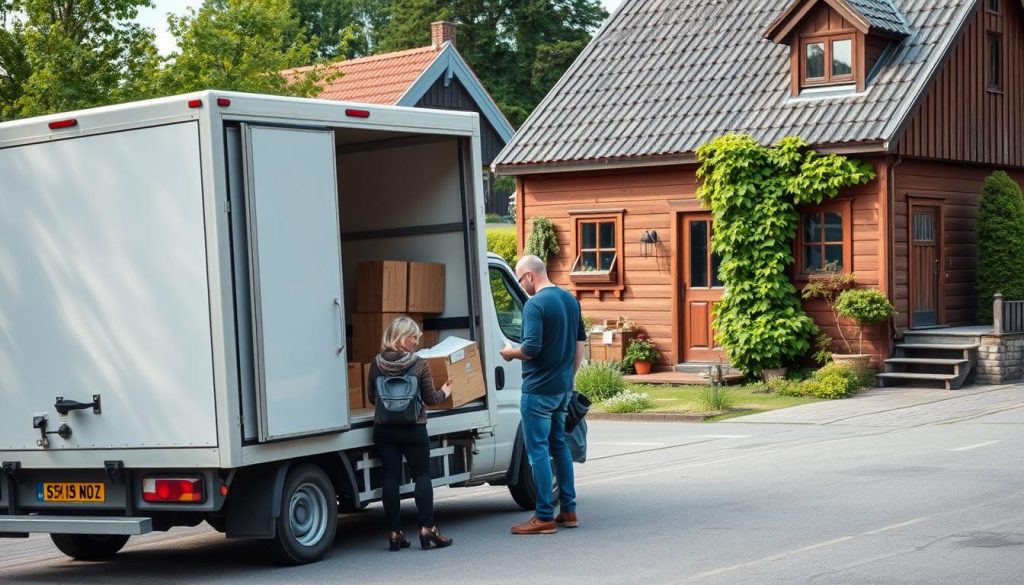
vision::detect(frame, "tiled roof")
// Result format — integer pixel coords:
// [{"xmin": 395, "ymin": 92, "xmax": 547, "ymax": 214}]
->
[
  {"xmin": 290, "ymin": 46, "xmax": 442, "ymax": 105},
  {"xmin": 846, "ymin": 0, "xmax": 913, "ymax": 35},
  {"xmin": 494, "ymin": 0, "xmax": 976, "ymax": 170}
]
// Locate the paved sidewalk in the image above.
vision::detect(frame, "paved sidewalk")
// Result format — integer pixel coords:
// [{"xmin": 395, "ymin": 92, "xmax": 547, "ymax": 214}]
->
[{"xmin": 726, "ymin": 383, "xmax": 1024, "ymax": 427}]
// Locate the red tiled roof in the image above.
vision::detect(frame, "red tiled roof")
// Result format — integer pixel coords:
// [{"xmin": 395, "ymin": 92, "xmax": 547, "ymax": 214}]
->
[{"xmin": 290, "ymin": 45, "xmax": 442, "ymax": 105}]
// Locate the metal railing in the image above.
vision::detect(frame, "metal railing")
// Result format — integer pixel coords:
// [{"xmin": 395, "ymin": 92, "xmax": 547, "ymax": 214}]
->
[{"xmin": 993, "ymin": 293, "xmax": 1024, "ymax": 334}]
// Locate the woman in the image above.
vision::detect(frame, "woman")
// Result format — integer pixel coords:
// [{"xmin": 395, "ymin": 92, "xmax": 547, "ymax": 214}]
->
[{"xmin": 366, "ymin": 316, "xmax": 454, "ymax": 551}]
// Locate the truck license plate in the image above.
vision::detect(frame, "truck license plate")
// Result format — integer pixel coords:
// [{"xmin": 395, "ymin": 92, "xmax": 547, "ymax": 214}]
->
[{"xmin": 37, "ymin": 483, "xmax": 106, "ymax": 503}]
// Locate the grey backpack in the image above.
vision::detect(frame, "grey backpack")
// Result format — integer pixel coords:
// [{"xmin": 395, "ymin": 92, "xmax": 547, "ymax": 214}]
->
[{"xmin": 373, "ymin": 374, "xmax": 423, "ymax": 425}]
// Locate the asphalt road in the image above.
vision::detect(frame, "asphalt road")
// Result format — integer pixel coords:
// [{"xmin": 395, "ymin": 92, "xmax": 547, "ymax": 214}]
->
[{"xmin": 2, "ymin": 385, "xmax": 1023, "ymax": 584}]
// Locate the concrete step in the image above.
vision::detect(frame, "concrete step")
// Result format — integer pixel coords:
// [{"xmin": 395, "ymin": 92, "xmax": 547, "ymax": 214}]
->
[
  {"xmin": 876, "ymin": 372, "xmax": 964, "ymax": 390},
  {"xmin": 884, "ymin": 358, "xmax": 969, "ymax": 366},
  {"xmin": 901, "ymin": 332, "xmax": 983, "ymax": 346},
  {"xmin": 894, "ymin": 343, "xmax": 978, "ymax": 351}
]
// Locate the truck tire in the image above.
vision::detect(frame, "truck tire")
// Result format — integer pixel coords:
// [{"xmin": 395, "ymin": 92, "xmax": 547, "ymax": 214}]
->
[
  {"xmin": 507, "ymin": 448, "xmax": 559, "ymax": 511},
  {"xmin": 50, "ymin": 534, "xmax": 130, "ymax": 561},
  {"xmin": 265, "ymin": 463, "xmax": 338, "ymax": 565}
]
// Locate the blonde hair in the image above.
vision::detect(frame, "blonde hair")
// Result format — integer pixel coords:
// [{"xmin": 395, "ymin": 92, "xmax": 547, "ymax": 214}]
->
[{"xmin": 381, "ymin": 316, "xmax": 422, "ymax": 352}]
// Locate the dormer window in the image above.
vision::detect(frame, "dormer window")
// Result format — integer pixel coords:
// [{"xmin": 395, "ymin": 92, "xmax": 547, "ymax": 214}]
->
[
  {"xmin": 765, "ymin": 0, "xmax": 911, "ymax": 97},
  {"xmin": 802, "ymin": 35, "xmax": 854, "ymax": 86}
]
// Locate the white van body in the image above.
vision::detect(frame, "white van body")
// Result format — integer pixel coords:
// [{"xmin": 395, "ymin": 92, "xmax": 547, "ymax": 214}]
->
[{"xmin": 0, "ymin": 92, "xmax": 535, "ymax": 563}]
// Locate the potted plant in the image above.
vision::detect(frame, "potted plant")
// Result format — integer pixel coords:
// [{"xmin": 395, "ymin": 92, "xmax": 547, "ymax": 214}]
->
[
  {"xmin": 833, "ymin": 288, "xmax": 896, "ymax": 368},
  {"xmin": 624, "ymin": 334, "xmax": 660, "ymax": 375}
]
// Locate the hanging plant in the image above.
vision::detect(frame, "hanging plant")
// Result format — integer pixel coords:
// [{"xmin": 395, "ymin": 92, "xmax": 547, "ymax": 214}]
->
[
  {"xmin": 524, "ymin": 216, "xmax": 559, "ymax": 264},
  {"xmin": 695, "ymin": 135, "xmax": 875, "ymax": 377}
]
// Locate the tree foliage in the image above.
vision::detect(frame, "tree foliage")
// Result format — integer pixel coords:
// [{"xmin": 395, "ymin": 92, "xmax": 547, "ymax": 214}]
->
[
  {"xmin": 291, "ymin": 0, "xmax": 388, "ymax": 59},
  {"xmin": 1, "ymin": 0, "xmax": 159, "ymax": 119},
  {"xmin": 696, "ymin": 134, "xmax": 876, "ymax": 376},
  {"xmin": 374, "ymin": 0, "xmax": 606, "ymax": 126},
  {"xmin": 834, "ymin": 288, "xmax": 895, "ymax": 355},
  {"xmin": 976, "ymin": 171, "xmax": 1024, "ymax": 322},
  {"xmin": 152, "ymin": 0, "xmax": 324, "ymax": 97}
]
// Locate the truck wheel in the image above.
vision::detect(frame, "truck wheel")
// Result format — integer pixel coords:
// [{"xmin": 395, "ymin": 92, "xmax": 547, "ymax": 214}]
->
[
  {"xmin": 507, "ymin": 448, "xmax": 559, "ymax": 511},
  {"xmin": 50, "ymin": 534, "xmax": 130, "ymax": 561},
  {"xmin": 266, "ymin": 463, "xmax": 338, "ymax": 565}
]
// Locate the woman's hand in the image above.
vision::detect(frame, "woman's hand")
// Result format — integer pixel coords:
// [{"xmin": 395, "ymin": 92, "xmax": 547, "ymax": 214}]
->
[{"xmin": 441, "ymin": 381, "xmax": 452, "ymax": 398}]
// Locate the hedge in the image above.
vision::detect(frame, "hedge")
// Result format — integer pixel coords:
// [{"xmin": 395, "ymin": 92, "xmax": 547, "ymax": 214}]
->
[{"xmin": 977, "ymin": 171, "xmax": 1024, "ymax": 322}]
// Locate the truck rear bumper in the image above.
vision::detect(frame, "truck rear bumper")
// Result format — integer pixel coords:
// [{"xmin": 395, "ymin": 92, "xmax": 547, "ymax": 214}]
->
[{"xmin": 0, "ymin": 515, "xmax": 153, "ymax": 537}]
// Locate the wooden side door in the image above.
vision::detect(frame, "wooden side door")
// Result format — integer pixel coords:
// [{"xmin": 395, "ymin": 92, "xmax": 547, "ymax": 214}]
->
[
  {"xmin": 682, "ymin": 214, "xmax": 725, "ymax": 362},
  {"xmin": 909, "ymin": 204, "xmax": 942, "ymax": 328}
]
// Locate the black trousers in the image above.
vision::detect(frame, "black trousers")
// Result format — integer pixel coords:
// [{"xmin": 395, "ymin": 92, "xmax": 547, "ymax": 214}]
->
[{"xmin": 373, "ymin": 424, "xmax": 434, "ymax": 532}]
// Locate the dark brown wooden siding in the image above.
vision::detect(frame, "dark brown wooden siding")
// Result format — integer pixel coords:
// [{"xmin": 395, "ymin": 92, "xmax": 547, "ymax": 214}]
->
[
  {"xmin": 517, "ymin": 161, "xmax": 888, "ymax": 368},
  {"xmin": 895, "ymin": 1, "xmax": 1024, "ymax": 167},
  {"xmin": 415, "ymin": 77, "xmax": 506, "ymax": 166},
  {"xmin": 892, "ymin": 160, "xmax": 1024, "ymax": 331}
]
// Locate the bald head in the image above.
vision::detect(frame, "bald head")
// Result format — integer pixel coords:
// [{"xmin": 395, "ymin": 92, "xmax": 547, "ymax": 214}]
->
[{"xmin": 516, "ymin": 255, "xmax": 547, "ymax": 277}]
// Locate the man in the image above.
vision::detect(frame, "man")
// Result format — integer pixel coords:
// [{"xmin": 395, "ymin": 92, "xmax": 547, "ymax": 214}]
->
[{"xmin": 500, "ymin": 254, "xmax": 586, "ymax": 534}]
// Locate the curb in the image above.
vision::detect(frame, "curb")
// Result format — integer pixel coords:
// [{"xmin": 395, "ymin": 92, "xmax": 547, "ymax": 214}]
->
[{"xmin": 588, "ymin": 411, "xmax": 712, "ymax": 423}]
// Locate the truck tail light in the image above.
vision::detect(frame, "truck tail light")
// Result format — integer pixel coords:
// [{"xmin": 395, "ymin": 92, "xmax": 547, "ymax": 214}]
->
[
  {"xmin": 48, "ymin": 119, "xmax": 78, "ymax": 130},
  {"xmin": 142, "ymin": 477, "xmax": 205, "ymax": 503},
  {"xmin": 345, "ymin": 108, "xmax": 370, "ymax": 118}
]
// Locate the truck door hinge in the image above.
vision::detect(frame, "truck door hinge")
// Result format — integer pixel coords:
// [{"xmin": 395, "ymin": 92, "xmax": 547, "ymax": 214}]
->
[{"xmin": 223, "ymin": 201, "xmax": 231, "ymax": 214}]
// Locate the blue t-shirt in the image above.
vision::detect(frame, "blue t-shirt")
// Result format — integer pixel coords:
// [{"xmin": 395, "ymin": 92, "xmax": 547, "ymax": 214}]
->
[{"xmin": 520, "ymin": 286, "xmax": 586, "ymax": 395}]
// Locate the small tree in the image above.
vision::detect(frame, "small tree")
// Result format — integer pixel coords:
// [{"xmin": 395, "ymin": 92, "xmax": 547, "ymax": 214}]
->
[
  {"xmin": 834, "ymin": 289, "xmax": 895, "ymax": 355},
  {"xmin": 977, "ymin": 171, "xmax": 1024, "ymax": 322},
  {"xmin": 801, "ymin": 267, "xmax": 856, "ymax": 353}
]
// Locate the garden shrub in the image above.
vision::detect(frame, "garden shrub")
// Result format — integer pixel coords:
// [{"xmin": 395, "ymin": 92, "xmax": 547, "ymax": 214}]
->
[
  {"xmin": 696, "ymin": 135, "xmax": 875, "ymax": 377},
  {"xmin": 799, "ymin": 363, "xmax": 865, "ymax": 399},
  {"xmin": 834, "ymin": 289, "xmax": 896, "ymax": 354},
  {"xmin": 601, "ymin": 390, "xmax": 653, "ymax": 413},
  {"xmin": 575, "ymin": 361, "xmax": 626, "ymax": 402},
  {"xmin": 977, "ymin": 171, "xmax": 1024, "ymax": 322},
  {"xmin": 486, "ymin": 226, "xmax": 518, "ymax": 266}
]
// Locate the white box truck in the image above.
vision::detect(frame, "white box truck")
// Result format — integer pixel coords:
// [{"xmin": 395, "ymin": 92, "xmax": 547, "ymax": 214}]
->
[{"xmin": 0, "ymin": 92, "xmax": 541, "ymax": 564}]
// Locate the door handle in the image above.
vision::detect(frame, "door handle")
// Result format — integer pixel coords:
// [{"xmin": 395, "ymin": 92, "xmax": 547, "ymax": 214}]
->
[
  {"xmin": 494, "ymin": 366, "xmax": 505, "ymax": 390},
  {"xmin": 333, "ymin": 298, "xmax": 345, "ymax": 356}
]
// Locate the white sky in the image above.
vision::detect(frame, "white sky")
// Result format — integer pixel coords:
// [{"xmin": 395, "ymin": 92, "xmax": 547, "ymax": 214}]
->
[{"xmin": 138, "ymin": 0, "xmax": 625, "ymax": 55}]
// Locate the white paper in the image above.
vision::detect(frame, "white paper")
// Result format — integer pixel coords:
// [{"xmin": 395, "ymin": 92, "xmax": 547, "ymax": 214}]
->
[
  {"xmin": 416, "ymin": 335, "xmax": 473, "ymax": 358},
  {"xmin": 602, "ymin": 331, "xmax": 614, "ymax": 345}
]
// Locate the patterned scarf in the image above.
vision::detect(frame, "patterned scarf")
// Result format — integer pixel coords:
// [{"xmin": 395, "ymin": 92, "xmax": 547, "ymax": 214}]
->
[{"xmin": 374, "ymin": 350, "xmax": 418, "ymax": 377}]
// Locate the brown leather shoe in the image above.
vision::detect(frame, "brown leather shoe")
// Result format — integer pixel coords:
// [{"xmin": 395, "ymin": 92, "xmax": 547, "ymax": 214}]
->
[
  {"xmin": 511, "ymin": 516, "xmax": 557, "ymax": 535},
  {"xmin": 555, "ymin": 511, "xmax": 578, "ymax": 528}
]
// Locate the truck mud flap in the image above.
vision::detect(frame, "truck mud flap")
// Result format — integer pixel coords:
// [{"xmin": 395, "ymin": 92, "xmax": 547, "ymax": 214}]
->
[
  {"xmin": 0, "ymin": 515, "xmax": 152, "ymax": 536},
  {"xmin": 224, "ymin": 462, "xmax": 289, "ymax": 539}
]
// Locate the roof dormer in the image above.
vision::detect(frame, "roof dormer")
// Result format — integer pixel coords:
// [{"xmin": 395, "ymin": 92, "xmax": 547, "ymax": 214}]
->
[{"xmin": 765, "ymin": 0, "xmax": 911, "ymax": 96}]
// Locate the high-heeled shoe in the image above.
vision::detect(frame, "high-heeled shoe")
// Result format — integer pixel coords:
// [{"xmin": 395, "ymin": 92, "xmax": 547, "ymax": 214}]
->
[
  {"xmin": 389, "ymin": 530, "xmax": 411, "ymax": 551},
  {"xmin": 419, "ymin": 526, "xmax": 453, "ymax": 549}
]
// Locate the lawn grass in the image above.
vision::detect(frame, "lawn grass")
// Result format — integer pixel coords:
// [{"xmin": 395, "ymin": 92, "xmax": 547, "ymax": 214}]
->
[{"xmin": 590, "ymin": 382, "xmax": 821, "ymax": 419}]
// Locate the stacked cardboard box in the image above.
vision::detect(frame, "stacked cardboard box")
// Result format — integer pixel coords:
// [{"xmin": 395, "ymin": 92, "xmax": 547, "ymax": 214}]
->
[
  {"xmin": 416, "ymin": 337, "xmax": 486, "ymax": 409},
  {"xmin": 352, "ymin": 260, "xmax": 446, "ymax": 362},
  {"xmin": 347, "ymin": 363, "xmax": 365, "ymax": 411}
]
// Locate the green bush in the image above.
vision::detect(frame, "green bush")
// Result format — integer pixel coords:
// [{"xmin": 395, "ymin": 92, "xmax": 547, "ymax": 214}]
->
[
  {"xmin": 698, "ymin": 387, "xmax": 734, "ymax": 411},
  {"xmin": 696, "ymin": 134, "xmax": 875, "ymax": 377},
  {"xmin": 486, "ymin": 226, "xmax": 518, "ymax": 266},
  {"xmin": 834, "ymin": 289, "xmax": 895, "ymax": 354},
  {"xmin": 524, "ymin": 216, "xmax": 559, "ymax": 264},
  {"xmin": 485, "ymin": 212, "xmax": 505, "ymax": 224},
  {"xmin": 977, "ymin": 171, "xmax": 1024, "ymax": 322},
  {"xmin": 575, "ymin": 361, "xmax": 626, "ymax": 402},
  {"xmin": 799, "ymin": 363, "xmax": 863, "ymax": 399},
  {"xmin": 601, "ymin": 390, "xmax": 653, "ymax": 413}
]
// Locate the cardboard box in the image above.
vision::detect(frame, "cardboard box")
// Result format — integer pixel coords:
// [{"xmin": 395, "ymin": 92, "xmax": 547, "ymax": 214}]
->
[
  {"xmin": 356, "ymin": 261, "xmax": 408, "ymax": 313},
  {"xmin": 407, "ymin": 262, "xmax": 446, "ymax": 313},
  {"xmin": 347, "ymin": 363, "xmax": 365, "ymax": 410},
  {"xmin": 588, "ymin": 330, "xmax": 637, "ymax": 363},
  {"xmin": 351, "ymin": 312, "xmax": 424, "ymax": 363},
  {"xmin": 416, "ymin": 337, "xmax": 486, "ymax": 409}
]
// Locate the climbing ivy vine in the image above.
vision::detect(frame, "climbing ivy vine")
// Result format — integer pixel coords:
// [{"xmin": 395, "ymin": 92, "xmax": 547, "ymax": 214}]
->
[{"xmin": 695, "ymin": 135, "xmax": 875, "ymax": 376}]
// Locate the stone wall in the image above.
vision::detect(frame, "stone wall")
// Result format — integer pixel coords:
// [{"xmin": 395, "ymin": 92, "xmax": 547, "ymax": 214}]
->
[{"xmin": 975, "ymin": 333, "xmax": 1024, "ymax": 384}]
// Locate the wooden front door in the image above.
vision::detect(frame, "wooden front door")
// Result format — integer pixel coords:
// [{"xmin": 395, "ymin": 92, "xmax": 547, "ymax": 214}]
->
[
  {"xmin": 910, "ymin": 204, "xmax": 941, "ymax": 327},
  {"xmin": 682, "ymin": 214, "xmax": 725, "ymax": 362}
]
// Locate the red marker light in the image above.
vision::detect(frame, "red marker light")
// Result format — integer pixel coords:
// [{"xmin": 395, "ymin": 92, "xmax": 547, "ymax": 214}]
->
[
  {"xmin": 345, "ymin": 108, "xmax": 370, "ymax": 119},
  {"xmin": 142, "ymin": 477, "xmax": 206, "ymax": 503},
  {"xmin": 48, "ymin": 119, "xmax": 78, "ymax": 130},
  {"xmin": 220, "ymin": 484, "xmax": 229, "ymax": 497},
  {"xmin": 187, "ymin": 99, "xmax": 203, "ymax": 109},
  {"xmin": 216, "ymin": 98, "xmax": 231, "ymax": 107}
]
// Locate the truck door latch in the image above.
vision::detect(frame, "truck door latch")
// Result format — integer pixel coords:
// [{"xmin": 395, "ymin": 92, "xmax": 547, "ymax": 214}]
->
[
  {"xmin": 54, "ymin": 394, "xmax": 101, "ymax": 415},
  {"xmin": 32, "ymin": 415, "xmax": 72, "ymax": 447}
]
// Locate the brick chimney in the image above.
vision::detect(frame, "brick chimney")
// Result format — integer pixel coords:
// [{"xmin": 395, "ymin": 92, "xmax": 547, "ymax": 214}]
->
[{"xmin": 431, "ymin": 21, "xmax": 457, "ymax": 49}]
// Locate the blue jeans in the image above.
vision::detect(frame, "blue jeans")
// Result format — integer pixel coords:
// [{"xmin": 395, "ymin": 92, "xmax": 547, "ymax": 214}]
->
[{"xmin": 520, "ymin": 392, "xmax": 576, "ymax": 521}]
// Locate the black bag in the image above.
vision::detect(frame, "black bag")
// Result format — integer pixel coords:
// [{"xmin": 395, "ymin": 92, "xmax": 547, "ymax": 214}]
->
[
  {"xmin": 373, "ymin": 374, "xmax": 423, "ymax": 425},
  {"xmin": 565, "ymin": 391, "xmax": 591, "ymax": 433}
]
